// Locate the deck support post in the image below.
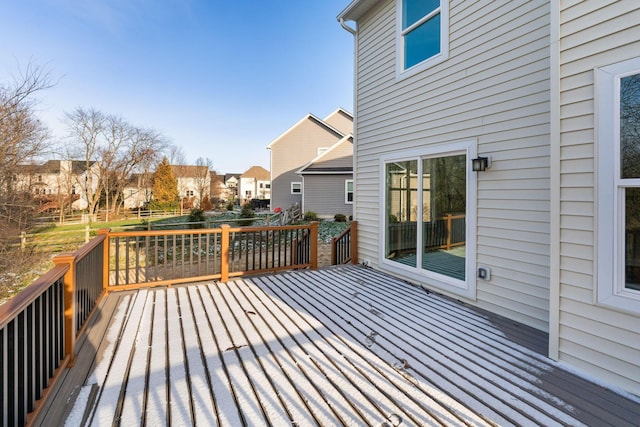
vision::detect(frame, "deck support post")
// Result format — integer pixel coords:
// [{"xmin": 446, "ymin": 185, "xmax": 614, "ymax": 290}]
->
[
  {"xmin": 53, "ymin": 253, "xmax": 77, "ymax": 366},
  {"xmin": 310, "ymin": 221, "xmax": 318, "ymax": 270},
  {"xmin": 350, "ymin": 221, "xmax": 358, "ymax": 264},
  {"xmin": 221, "ymin": 224, "xmax": 230, "ymax": 282},
  {"xmin": 98, "ymin": 229, "xmax": 110, "ymax": 292}
]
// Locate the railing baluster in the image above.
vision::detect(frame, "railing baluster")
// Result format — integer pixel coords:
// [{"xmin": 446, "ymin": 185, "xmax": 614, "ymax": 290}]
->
[
  {"xmin": 114, "ymin": 237, "xmax": 120, "ymax": 286},
  {"xmin": 1, "ymin": 327, "xmax": 6, "ymax": 427}
]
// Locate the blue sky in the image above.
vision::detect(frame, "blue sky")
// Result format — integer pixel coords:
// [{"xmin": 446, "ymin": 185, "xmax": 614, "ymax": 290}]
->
[{"xmin": 0, "ymin": 1, "xmax": 354, "ymax": 173}]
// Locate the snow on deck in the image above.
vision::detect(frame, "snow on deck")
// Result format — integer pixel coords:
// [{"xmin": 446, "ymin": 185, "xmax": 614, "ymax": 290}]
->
[{"xmin": 66, "ymin": 265, "xmax": 640, "ymax": 426}]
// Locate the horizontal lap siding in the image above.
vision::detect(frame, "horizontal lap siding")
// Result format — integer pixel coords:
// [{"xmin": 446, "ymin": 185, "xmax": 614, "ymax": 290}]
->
[
  {"xmin": 270, "ymin": 119, "xmax": 342, "ymax": 210},
  {"xmin": 302, "ymin": 175, "xmax": 353, "ymax": 219},
  {"xmin": 354, "ymin": 0, "xmax": 551, "ymax": 330},
  {"xmin": 558, "ymin": 0, "xmax": 640, "ymax": 394}
]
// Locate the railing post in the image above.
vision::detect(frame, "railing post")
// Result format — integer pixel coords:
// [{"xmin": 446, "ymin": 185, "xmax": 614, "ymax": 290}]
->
[
  {"xmin": 445, "ymin": 214, "xmax": 452, "ymax": 250},
  {"xmin": 350, "ymin": 221, "xmax": 358, "ymax": 264},
  {"xmin": 310, "ymin": 221, "xmax": 318, "ymax": 270},
  {"xmin": 221, "ymin": 224, "xmax": 230, "ymax": 282},
  {"xmin": 331, "ymin": 237, "xmax": 338, "ymax": 265},
  {"xmin": 53, "ymin": 252, "xmax": 77, "ymax": 366},
  {"xmin": 85, "ymin": 225, "xmax": 90, "ymax": 243},
  {"xmin": 98, "ymin": 229, "xmax": 110, "ymax": 291}
]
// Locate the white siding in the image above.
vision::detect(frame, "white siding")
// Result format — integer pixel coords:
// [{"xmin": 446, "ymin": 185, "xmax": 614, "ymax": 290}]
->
[
  {"xmin": 557, "ymin": 0, "xmax": 640, "ymax": 395},
  {"xmin": 354, "ymin": 0, "xmax": 551, "ymax": 330}
]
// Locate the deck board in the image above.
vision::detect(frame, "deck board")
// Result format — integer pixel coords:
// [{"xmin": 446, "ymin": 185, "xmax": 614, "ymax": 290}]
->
[{"xmin": 38, "ymin": 265, "xmax": 640, "ymax": 426}]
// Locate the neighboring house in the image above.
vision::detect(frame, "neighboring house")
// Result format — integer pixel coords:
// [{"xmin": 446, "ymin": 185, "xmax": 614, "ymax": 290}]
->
[
  {"xmin": 239, "ymin": 165, "xmax": 271, "ymax": 204},
  {"xmin": 172, "ymin": 165, "xmax": 211, "ymax": 209},
  {"xmin": 338, "ymin": 0, "xmax": 640, "ymax": 395},
  {"xmin": 297, "ymin": 135, "xmax": 354, "ymax": 219},
  {"xmin": 223, "ymin": 173, "xmax": 241, "ymax": 204},
  {"xmin": 122, "ymin": 165, "xmax": 211, "ymax": 209},
  {"xmin": 122, "ymin": 172, "xmax": 152, "ymax": 209},
  {"xmin": 267, "ymin": 108, "xmax": 353, "ymax": 212},
  {"xmin": 15, "ymin": 160, "xmax": 94, "ymax": 211}
]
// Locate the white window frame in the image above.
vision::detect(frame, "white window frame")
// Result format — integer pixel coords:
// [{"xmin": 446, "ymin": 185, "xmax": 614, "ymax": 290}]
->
[
  {"xmin": 317, "ymin": 147, "xmax": 329, "ymax": 156},
  {"xmin": 396, "ymin": 0, "xmax": 449, "ymax": 80},
  {"xmin": 379, "ymin": 140, "xmax": 477, "ymax": 299},
  {"xmin": 291, "ymin": 182, "xmax": 302, "ymax": 194},
  {"xmin": 345, "ymin": 179, "xmax": 354, "ymax": 204},
  {"xmin": 596, "ymin": 57, "xmax": 640, "ymax": 314}
]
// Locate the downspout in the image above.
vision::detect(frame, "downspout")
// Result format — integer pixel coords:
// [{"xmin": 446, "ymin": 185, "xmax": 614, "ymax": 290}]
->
[
  {"xmin": 339, "ymin": 17, "xmax": 356, "ymax": 35},
  {"xmin": 339, "ymin": 16, "xmax": 359, "ymax": 260}
]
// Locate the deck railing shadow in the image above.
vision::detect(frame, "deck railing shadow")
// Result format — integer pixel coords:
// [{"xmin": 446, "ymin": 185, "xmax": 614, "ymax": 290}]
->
[{"xmin": 0, "ymin": 220, "xmax": 337, "ymax": 427}]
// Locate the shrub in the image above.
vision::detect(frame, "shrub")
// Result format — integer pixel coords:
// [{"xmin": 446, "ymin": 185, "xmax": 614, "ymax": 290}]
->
[
  {"xmin": 334, "ymin": 213, "xmax": 347, "ymax": 222},
  {"xmin": 239, "ymin": 203, "xmax": 255, "ymax": 226},
  {"xmin": 303, "ymin": 211, "xmax": 318, "ymax": 221},
  {"xmin": 188, "ymin": 208, "xmax": 206, "ymax": 229},
  {"xmin": 226, "ymin": 202, "xmax": 235, "ymax": 211}
]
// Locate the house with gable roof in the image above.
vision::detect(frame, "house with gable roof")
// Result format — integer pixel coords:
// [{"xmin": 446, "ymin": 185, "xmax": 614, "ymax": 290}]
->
[
  {"xmin": 267, "ymin": 108, "xmax": 353, "ymax": 212},
  {"xmin": 239, "ymin": 165, "xmax": 270, "ymax": 204},
  {"xmin": 338, "ymin": 0, "xmax": 640, "ymax": 395}
]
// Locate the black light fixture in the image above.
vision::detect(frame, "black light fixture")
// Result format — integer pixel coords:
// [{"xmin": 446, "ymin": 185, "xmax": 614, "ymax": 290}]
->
[{"xmin": 472, "ymin": 156, "xmax": 490, "ymax": 172}]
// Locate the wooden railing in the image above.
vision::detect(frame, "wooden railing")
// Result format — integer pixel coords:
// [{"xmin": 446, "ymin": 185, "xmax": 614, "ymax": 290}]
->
[
  {"xmin": 105, "ymin": 222, "xmax": 318, "ymax": 290},
  {"xmin": 388, "ymin": 214, "xmax": 465, "ymax": 254},
  {"xmin": 0, "ymin": 234, "xmax": 107, "ymax": 427},
  {"xmin": 331, "ymin": 221, "xmax": 358, "ymax": 265},
  {"xmin": 0, "ymin": 222, "xmax": 321, "ymax": 426}
]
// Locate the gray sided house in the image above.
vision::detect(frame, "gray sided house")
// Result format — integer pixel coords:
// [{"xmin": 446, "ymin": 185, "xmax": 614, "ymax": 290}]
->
[
  {"xmin": 267, "ymin": 108, "xmax": 353, "ymax": 212},
  {"xmin": 338, "ymin": 0, "xmax": 640, "ymax": 395},
  {"xmin": 298, "ymin": 135, "xmax": 354, "ymax": 219}
]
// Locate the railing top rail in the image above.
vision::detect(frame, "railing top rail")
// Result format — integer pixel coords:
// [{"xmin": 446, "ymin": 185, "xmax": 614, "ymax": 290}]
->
[
  {"xmin": 0, "ymin": 264, "xmax": 68, "ymax": 329},
  {"xmin": 106, "ymin": 222, "xmax": 317, "ymax": 238},
  {"xmin": 334, "ymin": 221, "xmax": 356, "ymax": 242}
]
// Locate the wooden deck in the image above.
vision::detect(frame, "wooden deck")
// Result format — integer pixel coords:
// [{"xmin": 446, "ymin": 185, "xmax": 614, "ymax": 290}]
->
[{"xmin": 35, "ymin": 265, "xmax": 640, "ymax": 426}]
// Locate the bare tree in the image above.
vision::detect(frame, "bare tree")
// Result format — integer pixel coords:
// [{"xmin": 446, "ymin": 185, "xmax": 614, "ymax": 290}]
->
[
  {"xmin": 0, "ymin": 64, "xmax": 53, "ymax": 228},
  {"xmin": 64, "ymin": 107, "xmax": 105, "ymax": 216},
  {"xmin": 194, "ymin": 157, "xmax": 213, "ymax": 207},
  {"xmin": 0, "ymin": 63, "xmax": 54, "ymax": 293},
  {"xmin": 65, "ymin": 107, "xmax": 168, "ymax": 218},
  {"xmin": 167, "ymin": 144, "xmax": 185, "ymax": 165}
]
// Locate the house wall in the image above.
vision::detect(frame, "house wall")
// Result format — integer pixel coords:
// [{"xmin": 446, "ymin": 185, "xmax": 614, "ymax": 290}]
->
[
  {"xmin": 556, "ymin": 0, "xmax": 640, "ymax": 395},
  {"xmin": 324, "ymin": 109, "xmax": 354, "ymax": 135},
  {"xmin": 269, "ymin": 117, "xmax": 345, "ymax": 211},
  {"xmin": 302, "ymin": 174, "xmax": 353, "ymax": 219},
  {"xmin": 353, "ymin": 0, "xmax": 552, "ymax": 330}
]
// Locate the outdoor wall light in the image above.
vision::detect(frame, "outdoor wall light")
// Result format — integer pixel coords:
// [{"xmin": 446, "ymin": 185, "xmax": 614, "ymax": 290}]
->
[{"xmin": 472, "ymin": 156, "xmax": 491, "ymax": 172}]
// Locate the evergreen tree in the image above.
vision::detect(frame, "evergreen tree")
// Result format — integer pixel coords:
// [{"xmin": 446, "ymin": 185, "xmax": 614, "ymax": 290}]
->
[{"xmin": 150, "ymin": 157, "xmax": 179, "ymax": 211}]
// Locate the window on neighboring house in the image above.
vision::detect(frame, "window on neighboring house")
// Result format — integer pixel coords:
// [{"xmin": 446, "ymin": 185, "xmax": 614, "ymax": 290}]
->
[
  {"xmin": 291, "ymin": 182, "xmax": 302, "ymax": 194},
  {"xmin": 186, "ymin": 190, "xmax": 194, "ymax": 197},
  {"xmin": 398, "ymin": 0, "xmax": 448, "ymax": 75},
  {"xmin": 38, "ymin": 175, "xmax": 43, "ymax": 182},
  {"xmin": 597, "ymin": 57, "xmax": 640, "ymax": 314},
  {"xmin": 245, "ymin": 190, "xmax": 252, "ymax": 198},
  {"xmin": 345, "ymin": 180, "xmax": 354, "ymax": 204},
  {"xmin": 266, "ymin": 183, "xmax": 271, "ymax": 189}
]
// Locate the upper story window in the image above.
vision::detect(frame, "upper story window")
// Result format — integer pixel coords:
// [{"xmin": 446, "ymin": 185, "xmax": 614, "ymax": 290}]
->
[
  {"xmin": 397, "ymin": 0, "xmax": 449, "ymax": 77},
  {"xmin": 597, "ymin": 56, "xmax": 640, "ymax": 314}
]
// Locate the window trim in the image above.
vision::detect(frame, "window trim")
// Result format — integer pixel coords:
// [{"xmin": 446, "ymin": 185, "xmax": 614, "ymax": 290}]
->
[
  {"xmin": 291, "ymin": 181, "xmax": 302, "ymax": 194},
  {"xmin": 379, "ymin": 140, "xmax": 477, "ymax": 299},
  {"xmin": 596, "ymin": 57, "xmax": 640, "ymax": 314},
  {"xmin": 345, "ymin": 179, "xmax": 354, "ymax": 204},
  {"xmin": 395, "ymin": 0, "xmax": 449, "ymax": 79}
]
